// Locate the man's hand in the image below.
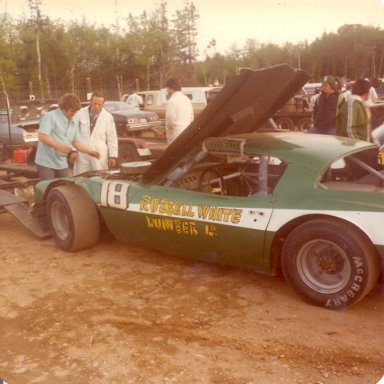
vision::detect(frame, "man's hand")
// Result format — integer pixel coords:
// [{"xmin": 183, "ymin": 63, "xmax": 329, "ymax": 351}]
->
[
  {"xmin": 59, "ymin": 144, "xmax": 73, "ymax": 154},
  {"xmin": 89, "ymin": 150, "xmax": 100, "ymax": 159},
  {"xmin": 108, "ymin": 157, "xmax": 117, "ymax": 169},
  {"xmin": 67, "ymin": 150, "xmax": 78, "ymax": 167},
  {"xmin": 73, "ymin": 141, "xmax": 100, "ymax": 159}
]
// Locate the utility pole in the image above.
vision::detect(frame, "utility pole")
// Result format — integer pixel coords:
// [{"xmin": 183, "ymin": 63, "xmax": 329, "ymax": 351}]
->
[
  {"xmin": 28, "ymin": 0, "xmax": 44, "ymax": 99},
  {"xmin": 114, "ymin": 0, "xmax": 122, "ymax": 99}
]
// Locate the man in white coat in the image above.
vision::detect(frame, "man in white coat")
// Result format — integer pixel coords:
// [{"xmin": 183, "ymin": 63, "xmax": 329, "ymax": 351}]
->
[
  {"xmin": 74, "ymin": 92, "xmax": 118, "ymax": 175},
  {"xmin": 165, "ymin": 77, "xmax": 194, "ymax": 144}
]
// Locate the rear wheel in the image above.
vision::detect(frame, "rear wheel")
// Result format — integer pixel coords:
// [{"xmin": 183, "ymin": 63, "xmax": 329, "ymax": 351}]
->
[
  {"xmin": 47, "ymin": 184, "xmax": 99, "ymax": 251},
  {"xmin": 296, "ymin": 117, "xmax": 312, "ymax": 132},
  {"xmin": 281, "ymin": 218, "xmax": 380, "ymax": 309},
  {"xmin": 275, "ymin": 117, "xmax": 295, "ymax": 130}
]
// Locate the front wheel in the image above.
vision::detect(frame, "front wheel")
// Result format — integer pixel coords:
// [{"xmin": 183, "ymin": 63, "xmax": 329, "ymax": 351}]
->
[
  {"xmin": 281, "ymin": 218, "xmax": 380, "ymax": 309},
  {"xmin": 47, "ymin": 184, "xmax": 100, "ymax": 251}
]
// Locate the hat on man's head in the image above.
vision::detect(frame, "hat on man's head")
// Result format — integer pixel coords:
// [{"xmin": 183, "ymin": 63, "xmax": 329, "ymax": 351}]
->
[{"xmin": 322, "ymin": 75, "xmax": 337, "ymax": 90}]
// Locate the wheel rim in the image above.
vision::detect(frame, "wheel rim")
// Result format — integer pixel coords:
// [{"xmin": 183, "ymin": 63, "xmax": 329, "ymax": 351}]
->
[
  {"xmin": 50, "ymin": 200, "xmax": 70, "ymax": 241},
  {"xmin": 296, "ymin": 239, "xmax": 351, "ymax": 293}
]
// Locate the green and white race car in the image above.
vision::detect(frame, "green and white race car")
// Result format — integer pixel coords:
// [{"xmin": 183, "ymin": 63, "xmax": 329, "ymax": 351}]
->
[{"xmin": 34, "ymin": 64, "xmax": 384, "ymax": 309}]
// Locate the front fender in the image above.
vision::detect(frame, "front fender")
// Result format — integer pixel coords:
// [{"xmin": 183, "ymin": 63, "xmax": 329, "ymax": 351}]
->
[
  {"xmin": 34, "ymin": 179, "xmax": 74, "ymax": 203},
  {"xmin": 34, "ymin": 177, "xmax": 103, "ymax": 206}
]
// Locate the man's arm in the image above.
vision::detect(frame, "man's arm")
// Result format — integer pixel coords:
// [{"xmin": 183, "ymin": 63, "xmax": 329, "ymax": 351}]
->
[
  {"xmin": 38, "ymin": 132, "xmax": 73, "ymax": 154},
  {"xmin": 106, "ymin": 116, "xmax": 118, "ymax": 169},
  {"xmin": 165, "ymin": 101, "xmax": 176, "ymax": 129},
  {"xmin": 106, "ymin": 113, "xmax": 118, "ymax": 158},
  {"xmin": 72, "ymin": 141, "xmax": 100, "ymax": 159}
]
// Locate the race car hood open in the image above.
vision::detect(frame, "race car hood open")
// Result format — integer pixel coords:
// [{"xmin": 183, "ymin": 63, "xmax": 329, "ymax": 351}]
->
[{"xmin": 142, "ymin": 64, "xmax": 309, "ymax": 184}]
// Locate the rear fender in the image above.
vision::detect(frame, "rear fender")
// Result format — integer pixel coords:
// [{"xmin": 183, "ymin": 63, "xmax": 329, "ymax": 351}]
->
[{"xmin": 268, "ymin": 213, "xmax": 382, "ymax": 276}]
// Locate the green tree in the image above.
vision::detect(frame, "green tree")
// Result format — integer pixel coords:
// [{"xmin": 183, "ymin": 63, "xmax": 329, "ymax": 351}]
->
[
  {"xmin": 3, "ymin": 0, "xmax": 384, "ymax": 104},
  {"xmin": 125, "ymin": 1, "xmax": 176, "ymax": 90},
  {"xmin": 27, "ymin": 0, "xmax": 47, "ymax": 98},
  {"xmin": 171, "ymin": 1, "xmax": 199, "ymax": 84},
  {"xmin": 0, "ymin": 13, "xmax": 17, "ymax": 93}
]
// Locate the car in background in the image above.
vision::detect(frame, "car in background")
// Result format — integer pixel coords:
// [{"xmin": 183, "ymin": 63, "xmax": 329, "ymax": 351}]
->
[
  {"xmin": 303, "ymin": 82, "xmax": 322, "ymax": 99},
  {"xmin": 101, "ymin": 101, "xmax": 164, "ymax": 163},
  {"xmin": 375, "ymin": 86, "xmax": 384, "ymax": 101},
  {"xmin": 206, "ymin": 85, "xmax": 312, "ymax": 132},
  {"xmin": 33, "ymin": 64, "xmax": 384, "ymax": 309},
  {"xmin": 0, "ymin": 107, "xmax": 39, "ymax": 161},
  {"xmin": 103, "ymin": 101, "xmax": 162, "ymax": 135}
]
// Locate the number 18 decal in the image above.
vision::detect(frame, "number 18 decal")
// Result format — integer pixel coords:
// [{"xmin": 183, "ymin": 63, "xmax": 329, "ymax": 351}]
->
[{"xmin": 100, "ymin": 181, "xmax": 130, "ymax": 210}]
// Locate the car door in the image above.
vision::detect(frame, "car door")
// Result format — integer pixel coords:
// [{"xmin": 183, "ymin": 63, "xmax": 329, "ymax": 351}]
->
[{"xmin": 99, "ymin": 179, "xmax": 273, "ymax": 273}]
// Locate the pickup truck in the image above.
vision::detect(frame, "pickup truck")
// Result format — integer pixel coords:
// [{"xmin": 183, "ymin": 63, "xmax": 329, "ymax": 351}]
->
[
  {"xmin": 122, "ymin": 87, "xmax": 221, "ymax": 119},
  {"xmin": 202, "ymin": 86, "xmax": 313, "ymax": 132},
  {"xmin": 132, "ymin": 86, "xmax": 312, "ymax": 131}
]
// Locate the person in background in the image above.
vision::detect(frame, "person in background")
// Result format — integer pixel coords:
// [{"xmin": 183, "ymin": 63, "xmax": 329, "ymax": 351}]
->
[
  {"xmin": 343, "ymin": 82, "xmax": 353, "ymax": 101},
  {"xmin": 364, "ymin": 78, "xmax": 378, "ymax": 106},
  {"xmin": 308, "ymin": 87, "xmax": 320, "ymax": 112},
  {"xmin": 74, "ymin": 91, "xmax": 118, "ymax": 175},
  {"xmin": 309, "ymin": 75, "xmax": 346, "ymax": 135},
  {"xmin": 165, "ymin": 77, "xmax": 194, "ymax": 144},
  {"xmin": 337, "ymin": 78, "xmax": 371, "ymax": 141},
  {"xmin": 35, "ymin": 93, "xmax": 99, "ymax": 180},
  {"xmin": 126, "ymin": 91, "xmax": 143, "ymax": 109}
]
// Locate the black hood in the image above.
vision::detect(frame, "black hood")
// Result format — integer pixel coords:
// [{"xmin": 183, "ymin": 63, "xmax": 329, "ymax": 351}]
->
[{"xmin": 142, "ymin": 64, "xmax": 309, "ymax": 184}]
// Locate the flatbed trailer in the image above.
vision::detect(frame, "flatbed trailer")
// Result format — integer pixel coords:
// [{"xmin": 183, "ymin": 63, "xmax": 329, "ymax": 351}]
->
[
  {"xmin": 0, "ymin": 163, "xmax": 49, "ymax": 239},
  {"xmin": 0, "ymin": 162, "xmax": 38, "ymax": 179}
]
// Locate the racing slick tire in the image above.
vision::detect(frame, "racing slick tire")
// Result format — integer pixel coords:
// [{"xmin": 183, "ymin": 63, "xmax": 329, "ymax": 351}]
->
[
  {"xmin": 281, "ymin": 218, "xmax": 381, "ymax": 309},
  {"xmin": 47, "ymin": 184, "xmax": 100, "ymax": 251}
]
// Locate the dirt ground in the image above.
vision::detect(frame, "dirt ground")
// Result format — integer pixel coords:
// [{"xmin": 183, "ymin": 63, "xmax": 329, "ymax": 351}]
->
[{"xmin": 0, "ymin": 211, "xmax": 383, "ymax": 384}]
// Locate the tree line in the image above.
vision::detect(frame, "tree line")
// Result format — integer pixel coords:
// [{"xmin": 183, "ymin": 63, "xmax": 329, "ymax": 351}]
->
[{"xmin": 1, "ymin": 0, "xmax": 384, "ymax": 103}]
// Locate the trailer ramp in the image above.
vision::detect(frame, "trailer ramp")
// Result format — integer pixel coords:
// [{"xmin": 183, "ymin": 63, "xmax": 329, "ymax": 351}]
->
[{"xmin": 0, "ymin": 189, "xmax": 51, "ymax": 240}]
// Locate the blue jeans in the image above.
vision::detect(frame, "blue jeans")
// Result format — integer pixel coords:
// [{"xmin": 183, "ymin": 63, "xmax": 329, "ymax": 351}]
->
[{"xmin": 37, "ymin": 165, "xmax": 69, "ymax": 180}]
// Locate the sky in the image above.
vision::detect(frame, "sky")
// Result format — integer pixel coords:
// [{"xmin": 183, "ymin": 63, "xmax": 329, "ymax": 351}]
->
[{"xmin": 2, "ymin": 0, "xmax": 384, "ymax": 55}]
